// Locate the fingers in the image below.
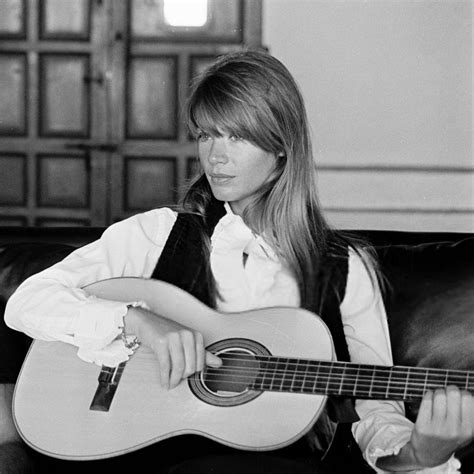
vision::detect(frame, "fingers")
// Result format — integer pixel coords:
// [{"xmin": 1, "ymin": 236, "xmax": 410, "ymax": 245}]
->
[
  {"xmin": 417, "ymin": 386, "xmax": 474, "ymax": 441},
  {"xmin": 206, "ymin": 351, "xmax": 223, "ymax": 368},
  {"xmin": 416, "ymin": 389, "xmax": 434, "ymax": 428},
  {"xmin": 156, "ymin": 329, "xmax": 221, "ymax": 390}
]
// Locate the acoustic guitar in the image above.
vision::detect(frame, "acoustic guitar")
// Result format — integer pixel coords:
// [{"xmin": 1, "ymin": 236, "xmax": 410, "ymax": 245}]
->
[{"xmin": 12, "ymin": 278, "xmax": 474, "ymax": 460}]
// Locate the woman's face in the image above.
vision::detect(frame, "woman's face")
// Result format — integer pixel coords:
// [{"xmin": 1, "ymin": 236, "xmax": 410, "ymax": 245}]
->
[{"xmin": 198, "ymin": 131, "xmax": 277, "ymax": 216}]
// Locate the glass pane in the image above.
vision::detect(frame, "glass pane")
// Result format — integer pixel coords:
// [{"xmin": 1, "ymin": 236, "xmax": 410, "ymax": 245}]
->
[{"xmin": 0, "ymin": 0, "xmax": 25, "ymax": 36}]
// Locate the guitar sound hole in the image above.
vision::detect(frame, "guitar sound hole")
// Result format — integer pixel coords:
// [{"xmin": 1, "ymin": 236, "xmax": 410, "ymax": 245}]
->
[
  {"xmin": 204, "ymin": 349, "xmax": 258, "ymax": 395},
  {"xmin": 188, "ymin": 338, "xmax": 271, "ymax": 407}
]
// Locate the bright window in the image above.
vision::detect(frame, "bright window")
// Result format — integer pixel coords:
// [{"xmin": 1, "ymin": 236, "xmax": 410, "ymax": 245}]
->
[{"xmin": 163, "ymin": 0, "xmax": 208, "ymax": 27}]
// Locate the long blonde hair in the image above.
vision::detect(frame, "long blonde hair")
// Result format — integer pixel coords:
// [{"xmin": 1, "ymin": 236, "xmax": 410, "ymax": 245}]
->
[{"xmin": 183, "ymin": 50, "xmax": 350, "ymax": 305}]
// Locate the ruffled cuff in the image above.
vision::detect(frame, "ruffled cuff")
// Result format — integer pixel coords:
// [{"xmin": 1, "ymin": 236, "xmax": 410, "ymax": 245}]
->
[
  {"xmin": 369, "ymin": 435, "xmax": 461, "ymax": 474},
  {"xmin": 72, "ymin": 298, "xmax": 148, "ymax": 366}
]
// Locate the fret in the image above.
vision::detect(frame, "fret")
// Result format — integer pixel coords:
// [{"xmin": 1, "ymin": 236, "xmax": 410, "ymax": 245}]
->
[
  {"xmin": 370, "ymin": 366, "xmax": 392, "ymax": 399},
  {"xmin": 269, "ymin": 355, "xmax": 278, "ymax": 390},
  {"xmin": 426, "ymin": 368, "xmax": 450, "ymax": 390},
  {"xmin": 446, "ymin": 369, "xmax": 467, "ymax": 389},
  {"xmin": 386, "ymin": 366, "xmax": 409, "ymax": 399},
  {"xmin": 402, "ymin": 367, "xmax": 411, "ymax": 400},
  {"xmin": 327, "ymin": 362, "xmax": 350, "ymax": 396},
  {"xmin": 315, "ymin": 362, "xmax": 332, "ymax": 395},
  {"xmin": 385, "ymin": 366, "xmax": 392, "ymax": 399},
  {"xmin": 299, "ymin": 359, "xmax": 310, "ymax": 393},
  {"xmin": 352, "ymin": 364, "xmax": 361, "ymax": 397},
  {"xmin": 325, "ymin": 362, "xmax": 333, "ymax": 394},
  {"xmin": 337, "ymin": 363, "xmax": 347, "ymax": 396},
  {"xmin": 257, "ymin": 357, "xmax": 273, "ymax": 391},
  {"xmin": 303, "ymin": 361, "xmax": 318, "ymax": 393},
  {"xmin": 355, "ymin": 366, "xmax": 376, "ymax": 398},
  {"xmin": 278, "ymin": 358, "xmax": 291, "ymax": 391},
  {"xmin": 290, "ymin": 358, "xmax": 304, "ymax": 392},
  {"xmin": 285, "ymin": 358, "xmax": 299, "ymax": 392}
]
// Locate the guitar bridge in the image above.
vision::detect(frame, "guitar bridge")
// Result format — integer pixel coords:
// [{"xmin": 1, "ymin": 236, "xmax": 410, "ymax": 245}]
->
[{"xmin": 89, "ymin": 363, "xmax": 126, "ymax": 412}]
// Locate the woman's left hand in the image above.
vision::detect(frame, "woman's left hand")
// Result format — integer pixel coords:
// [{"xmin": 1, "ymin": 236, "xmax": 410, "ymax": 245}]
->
[{"xmin": 409, "ymin": 385, "xmax": 474, "ymax": 468}]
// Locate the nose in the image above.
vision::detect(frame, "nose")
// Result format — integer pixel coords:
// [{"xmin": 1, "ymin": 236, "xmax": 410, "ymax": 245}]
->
[{"xmin": 208, "ymin": 138, "xmax": 228, "ymax": 164}]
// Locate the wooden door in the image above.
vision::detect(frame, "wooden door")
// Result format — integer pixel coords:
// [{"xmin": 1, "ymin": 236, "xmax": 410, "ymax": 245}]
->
[
  {"xmin": 0, "ymin": 0, "xmax": 262, "ymax": 226},
  {"xmin": 0, "ymin": 0, "xmax": 109, "ymax": 226},
  {"xmin": 107, "ymin": 0, "xmax": 262, "ymax": 223}
]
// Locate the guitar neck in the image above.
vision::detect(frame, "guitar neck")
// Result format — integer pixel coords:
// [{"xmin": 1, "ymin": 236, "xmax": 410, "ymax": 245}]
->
[{"xmin": 217, "ymin": 354, "xmax": 474, "ymax": 402}]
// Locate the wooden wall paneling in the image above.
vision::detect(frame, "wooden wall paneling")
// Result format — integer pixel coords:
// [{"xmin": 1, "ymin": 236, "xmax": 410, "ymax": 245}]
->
[{"xmin": 318, "ymin": 166, "xmax": 474, "ymax": 231}]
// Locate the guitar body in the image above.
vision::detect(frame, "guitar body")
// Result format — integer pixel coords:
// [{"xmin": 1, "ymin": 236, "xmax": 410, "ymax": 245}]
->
[{"xmin": 13, "ymin": 278, "xmax": 335, "ymax": 460}]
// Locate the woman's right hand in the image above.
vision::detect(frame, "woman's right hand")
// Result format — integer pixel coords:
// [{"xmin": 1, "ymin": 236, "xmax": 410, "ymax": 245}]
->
[{"xmin": 125, "ymin": 306, "xmax": 222, "ymax": 389}]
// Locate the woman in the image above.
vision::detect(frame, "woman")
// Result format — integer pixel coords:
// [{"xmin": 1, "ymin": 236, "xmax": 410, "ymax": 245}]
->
[{"xmin": 5, "ymin": 50, "xmax": 471, "ymax": 473}]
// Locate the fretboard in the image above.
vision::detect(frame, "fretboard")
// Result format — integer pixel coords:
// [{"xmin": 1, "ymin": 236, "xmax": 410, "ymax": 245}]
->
[{"xmin": 214, "ymin": 354, "xmax": 474, "ymax": 401}]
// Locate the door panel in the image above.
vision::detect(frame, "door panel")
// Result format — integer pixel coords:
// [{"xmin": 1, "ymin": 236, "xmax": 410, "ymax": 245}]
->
[
  {"xmin": 37, "ymin": 154, "xmax": 90, "ymax": 208},
  {"xmin": 124, "ymin": 156, "xmax": 177, "ymax": 212},
  {"xmin": 39, "ymin": 0, "xmax": 90, "ymax": 39},
  {"xmin": 0, "ymin": 154, "xmax": 26, "ymax": 206},
  {"xmin": 127, "ymin": 56, "xmax": 178, "ymax": 139},
  {"xmin": 39, "ymin": 54, "xmax": 90, "ymax": 136},
  {"xmin": 0, "ymin": 53, "xmax": 26, "ymax": 135},
  {"xmin": 0, "ymin": 0, "xmax": 26, "ymax": 37}
]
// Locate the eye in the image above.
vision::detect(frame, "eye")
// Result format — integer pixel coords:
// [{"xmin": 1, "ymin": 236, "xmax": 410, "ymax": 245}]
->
[
  {"xmin": 229, "ymin": 134, "xmax": 244, "ymax": 142},
  {"xmin": 197, "ymin": 132, "xmax": 211, "ymax": 142}
]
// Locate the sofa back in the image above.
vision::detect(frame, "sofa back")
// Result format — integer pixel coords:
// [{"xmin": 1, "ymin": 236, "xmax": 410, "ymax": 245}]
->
[{"xmin": 0, "ymin": 228, "xmax": 473, "ymax": 395}]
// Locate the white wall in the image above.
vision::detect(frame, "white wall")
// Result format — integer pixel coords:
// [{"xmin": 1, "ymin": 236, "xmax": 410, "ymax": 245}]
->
[{"xmin": 263, "ymin": 0, "xmax": 473, "ymax": 231}]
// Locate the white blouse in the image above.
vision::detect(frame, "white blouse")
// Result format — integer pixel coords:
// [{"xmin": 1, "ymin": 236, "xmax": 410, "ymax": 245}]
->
[{"xmin": 5, "ymin": 204, "xmax": 459, "ymax": 473}]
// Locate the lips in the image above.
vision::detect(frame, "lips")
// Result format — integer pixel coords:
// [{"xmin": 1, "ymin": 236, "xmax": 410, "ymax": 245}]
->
[{"xmin": 209, "ymin": 173, "xmax": 234, "ymax": 185}]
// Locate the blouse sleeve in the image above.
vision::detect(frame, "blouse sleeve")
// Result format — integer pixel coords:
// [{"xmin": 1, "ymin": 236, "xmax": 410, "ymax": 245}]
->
[
  {"xmin": 4, "ymin": 208, "xmax": 177, "ymax": 366},
  {"xmin": 342, "ymin": 249, "xmax": 459, "ymax": 473}
]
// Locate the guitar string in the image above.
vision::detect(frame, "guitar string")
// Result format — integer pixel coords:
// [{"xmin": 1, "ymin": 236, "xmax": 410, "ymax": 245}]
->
[
  {"xmin": 196, "ymin": 372, "xmax": 473, "ymax": 397},
  {"xmin": 203, "ymin": 354, "xmax": 473, "ymax": 379},
  {"xmin": 201, "ymin": 366, "xmax": 473, "ymax": 384},
  {"xmin": 197, "ymin": 367, "xmax": 473, "ymax": 392},
  {"xmin": 199, "ymin": 370, "xmax": 473, "ymax": 388}
]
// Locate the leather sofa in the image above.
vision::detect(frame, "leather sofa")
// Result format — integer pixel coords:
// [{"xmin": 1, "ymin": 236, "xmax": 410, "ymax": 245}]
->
[{"xmin": 0, "ymin": 227, "xmax": 473, "ymax": 472}]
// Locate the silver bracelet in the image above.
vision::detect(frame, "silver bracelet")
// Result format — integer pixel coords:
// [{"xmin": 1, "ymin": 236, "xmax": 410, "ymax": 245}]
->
[{"xmin": 122, "ymin": 304, "xmax": 141, "ymax": 351}]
